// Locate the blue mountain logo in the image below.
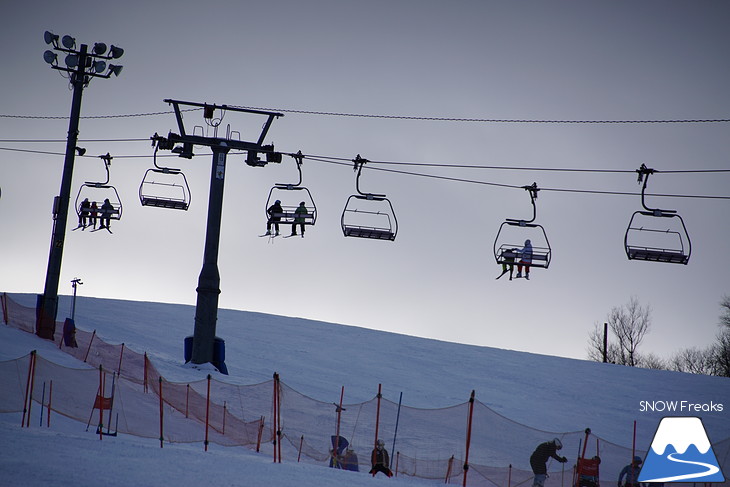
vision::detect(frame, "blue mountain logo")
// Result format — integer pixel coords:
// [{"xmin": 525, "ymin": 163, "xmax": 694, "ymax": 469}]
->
[{"xmin": 639, "ymin": 416, "xmax": 725, "ymax": 483}]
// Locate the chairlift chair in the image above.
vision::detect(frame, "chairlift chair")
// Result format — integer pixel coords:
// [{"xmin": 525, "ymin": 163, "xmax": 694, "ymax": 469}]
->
[
  {"xmin": 493, "ymin": 183, "xmax": 551, "ymax": 269},
  {"xmin": 264, "ymin": 151, "xmax": 317, "ymax": 228},
  {"xmin": 74, "ymin": 153, "xmax": 123, "ymax": 225},
  {"xmin": 624, "ymin": 165, "xmax": 691, "ymax": 265},
  {"xmin": 139, "ymin": 142, "xmax": 191, "ymax": 210},
  {"xmin": 340, "ymin": 155, "xmax": 398, "ymax": 241}
]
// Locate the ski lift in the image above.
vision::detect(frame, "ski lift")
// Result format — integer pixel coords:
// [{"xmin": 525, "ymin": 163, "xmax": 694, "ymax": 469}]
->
[
  {"xmin": 74, "ymin": 153, "xmax": 122, "ymax": 228},
  {"xmin": 624, "ymin": 164, "xmax": 691, "ymax": 264},
  {"xmin": 493, "ymin": 183, "xmax": 551, "ymax": 269},
  {"xmin": 139, "ymin": 136, "xmax": 191, "ymax": 210},
  {"xmin": 341, "ymin": 154, "xmax": 398, "ymax": 241},
  {"xmin": 264, "ymin": 150, "xmax": 317, "ymax": 227}
]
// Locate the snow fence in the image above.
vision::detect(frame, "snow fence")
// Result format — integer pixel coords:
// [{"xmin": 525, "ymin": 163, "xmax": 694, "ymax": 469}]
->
[{"xmin": 2, "ymin": 293, "xmax": 728, "ymax": 487}]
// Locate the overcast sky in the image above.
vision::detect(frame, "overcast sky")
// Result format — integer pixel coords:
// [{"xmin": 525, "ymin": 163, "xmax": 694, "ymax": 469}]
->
[{"xmin": 1, "ymin": 1, "xmax": 729, "ymax": 361}]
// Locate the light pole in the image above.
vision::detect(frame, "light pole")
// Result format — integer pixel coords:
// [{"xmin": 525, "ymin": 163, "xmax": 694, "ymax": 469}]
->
[
  {"xmin": 70, "ymin": 278, "xmax": 83, "ymax": 321},
  {"xmin": 36, "ymin": 32, "xmax": 124, "ymax": 340}
]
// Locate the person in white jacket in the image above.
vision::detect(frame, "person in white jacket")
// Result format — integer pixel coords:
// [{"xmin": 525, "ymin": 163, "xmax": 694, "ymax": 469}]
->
[{"xmin": 516, "ymin": 239, "xmax": 533, "ymax": 280}]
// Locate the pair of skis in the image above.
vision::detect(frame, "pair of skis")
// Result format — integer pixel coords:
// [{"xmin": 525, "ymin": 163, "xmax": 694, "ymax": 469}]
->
[
  {"xmin": 258, "ymin": 233, "xmax": 303, "ymax": 239},
  {"xmin": 73, "ymin": 224, "xmax": 113, "ymax": 234}
]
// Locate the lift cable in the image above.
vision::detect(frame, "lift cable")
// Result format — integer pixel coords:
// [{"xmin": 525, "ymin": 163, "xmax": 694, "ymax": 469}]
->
[
  {"xmin": 0, "ymin": 108, "xmax": 200, "ymax": 120},
  {"xmin": 305, "ymin": 155, "xmax": 730, "ymax": 201},
  {"xmin": 2, "ymin": 146, "xmax": 728, "ymax": 201},
  {"xmin": 3, "ymin": 105, "xmax": 730, "ymax": 123},
  {"xmin": 3, "ymin": 141, "xmax": 730, "ymax": 174},
  {"xmin": 230, "ymin": 105, "xmax": 730, "ymax": 124}
]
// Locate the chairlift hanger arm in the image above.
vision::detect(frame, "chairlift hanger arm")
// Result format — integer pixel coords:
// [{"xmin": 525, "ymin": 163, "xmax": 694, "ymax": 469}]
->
[
  {"xmin": 507, "ymin": 183, "xmax": 539, "ymax": 224},
  {"xmin": 276, "ymin": 151, "xmax": 304, "ymax": 187},
  {"xmin": 83, "ymin": 153, "xmax": 113, "ymax": 185},
  {"xmin": 353, "ymin": 154, "xmax": 386, "ymax": 198},
  {"xmin": 636, "ymin": 164, "xmax": 676, "ymax": 214}
]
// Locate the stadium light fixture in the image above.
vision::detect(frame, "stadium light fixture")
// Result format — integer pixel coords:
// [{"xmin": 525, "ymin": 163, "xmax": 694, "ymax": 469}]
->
[
  {"xmin": 64, "ymin": 54, "xmax": 78, "ymax": 68},
  {"xmin": 109, "ymin": 45, "xmax": 124, "ymax": 59},
  {"xmin": 44, "ymin": 31, "xmax": 59, "ymax": 47},
  {"xmin": 108, "ymin": 64, "xmax": 123, "ymax": 77},
  {"xmin": 61, "ymin": 35, "xmax": 76, "ymax": 49},
  {"xmin": 43, "ymin": 50, "xmax": 57, "ymax": 65}
]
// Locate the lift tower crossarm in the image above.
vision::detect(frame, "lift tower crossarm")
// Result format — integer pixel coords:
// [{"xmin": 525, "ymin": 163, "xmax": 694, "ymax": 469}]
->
[{"xmin": 164, "ymin": 99, "xmax": 283, "ymax": 149}]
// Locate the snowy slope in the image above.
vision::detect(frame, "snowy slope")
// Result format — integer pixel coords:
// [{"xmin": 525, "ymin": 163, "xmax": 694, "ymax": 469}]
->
[{"xmin": 1, "ymin": 292, "xmax": 728, "ymax": 487}]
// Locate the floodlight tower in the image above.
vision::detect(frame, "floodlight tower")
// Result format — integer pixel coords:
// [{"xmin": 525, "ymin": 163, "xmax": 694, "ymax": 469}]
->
[
  {"xmin": 154, "ymin": 100, "xmax": 283, "ymax": 371},
  {"xmin": 37, "ymin": 32, "xmax": 124, "ymax": 340}
]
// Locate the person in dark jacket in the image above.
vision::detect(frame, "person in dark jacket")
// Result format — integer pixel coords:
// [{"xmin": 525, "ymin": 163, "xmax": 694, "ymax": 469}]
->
[
  {"xmin": 369, "ymin": 439, "xmax": 393, "ymax": 477},
  {"xmin": 78, "ymin": 198, "xmax": 91, "ymax": 228},
  {"xmin": 530, "ymin": 438, "xmax": 567, "ymax": 487},
  {"xmin": 291, "ymin": 201, "xmax": 308, "ymax": 237},
  {"xmin": 265, "ymin": 200, "xmax": 283, "ymax": 236},
  {"xmin": 99, "ymin": 198, "xmax": 114, "ymax": 230},
  {"xmin": 617, "ymin": 456, "xmax": 643, "ymax": 487}
]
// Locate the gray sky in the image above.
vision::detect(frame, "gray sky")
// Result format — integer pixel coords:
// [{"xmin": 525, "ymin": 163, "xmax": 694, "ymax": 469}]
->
[{"xmin": 1, "ymin": 0, "xmax": 729, "ymax": 361}]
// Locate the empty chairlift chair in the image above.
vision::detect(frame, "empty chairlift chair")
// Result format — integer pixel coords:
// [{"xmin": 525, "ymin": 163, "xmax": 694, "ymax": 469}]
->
[
  {"xmin": 264, "ymin": 151, "xmax": 317, "ymax": 233},
  {"xmin": 341, "ymin": 155, "xmax": 398, "ymax": 241},
  {"xmin": 139, "ymin": 142, "xmax": 191, "ymax": 210},
  {"xmin": 493, "ymin": 183, "xmax": 551, "ymax": 271},
  {"xmin": 624, "ymin": 164, "xmax": 691, "ymax": 265},
  {"xmin": 74, "ymin": 153, "xmax": 123, "ymax": 231}
]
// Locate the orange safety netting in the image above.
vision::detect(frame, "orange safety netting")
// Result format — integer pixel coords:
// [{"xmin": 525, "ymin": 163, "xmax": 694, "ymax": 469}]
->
[{"xmin": 2, "ymin": 293, "xmax": 728, "ymax": 487}]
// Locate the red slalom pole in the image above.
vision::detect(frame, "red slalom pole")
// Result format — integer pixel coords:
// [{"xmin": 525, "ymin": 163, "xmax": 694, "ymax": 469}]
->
[
  {"xmin": 463, "ymin": 390, "xmax": 475, "ymax": 487},
  {"xmin": 374, "ymin": 384, "xmax": 382, "ymax": 447}
]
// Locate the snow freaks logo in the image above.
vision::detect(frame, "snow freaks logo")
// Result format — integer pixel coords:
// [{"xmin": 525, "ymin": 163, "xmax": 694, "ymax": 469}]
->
[{"xmin": 638, "ymin": 416, "xmax": 725, "ymax": 483}]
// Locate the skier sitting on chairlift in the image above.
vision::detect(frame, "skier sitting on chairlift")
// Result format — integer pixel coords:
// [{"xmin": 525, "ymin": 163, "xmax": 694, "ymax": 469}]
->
[{"xmin": 265, "ymin": 200, "xmax": 283, "ymax": 236}]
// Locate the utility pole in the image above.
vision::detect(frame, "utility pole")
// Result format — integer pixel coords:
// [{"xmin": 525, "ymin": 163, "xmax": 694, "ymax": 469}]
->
[
  {"xmin": 37, "ymin": 32, "xmax": 124, "ymax": 340},
  {"xmin": 153, "ymin": 100, "xmax": 282, "ymax": 371}
]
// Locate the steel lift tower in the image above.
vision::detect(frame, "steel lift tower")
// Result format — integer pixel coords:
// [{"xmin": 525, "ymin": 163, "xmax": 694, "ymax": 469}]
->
[{"xmin": 154, "ymin": 100, "xmax": 283, "ymax": 371}]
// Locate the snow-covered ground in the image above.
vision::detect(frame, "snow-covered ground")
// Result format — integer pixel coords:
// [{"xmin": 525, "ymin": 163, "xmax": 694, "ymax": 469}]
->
[{"xmin": 1, "ymin": 292, "xmax": 728, "ymax": 487}]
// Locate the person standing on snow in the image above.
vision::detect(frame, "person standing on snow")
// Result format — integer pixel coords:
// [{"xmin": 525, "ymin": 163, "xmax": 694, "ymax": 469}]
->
[
  {"xmin": 369, "ymin": 439, "xmax": 393, "ymax": 477},
  {"xmin": 618, "ymin": 456, "xmax": 643, "ymax": 487},
  {"xmin": 516, "ymin": 239, "xmax": 533, "ymax": 280},
  {"xmin": 530, "ymin": 438, "xmax": 568, "ymax": 487}
]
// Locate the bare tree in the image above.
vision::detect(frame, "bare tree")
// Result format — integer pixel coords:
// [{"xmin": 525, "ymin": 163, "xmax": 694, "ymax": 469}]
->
[
  {"xmin": 720, "ymin": 295, "xmax": 730, "ymax": 329},
  {"xmin": 669, "ymin": 347, "xmax": 715, "ymax": 375},
  {"xmin": 607, "ymin": 296, "xmax": 652, "ymax": 367},
  {"xmin": 638, "ymin": 352, "xmax": 666, "ymax": 370},
  {"xmin": 668, "ymin": 295, "xmax": 730, "ymax": 377},
  {"xmin": 711, "ymin": 295, "xmax": 730, "ymax": 377}
]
